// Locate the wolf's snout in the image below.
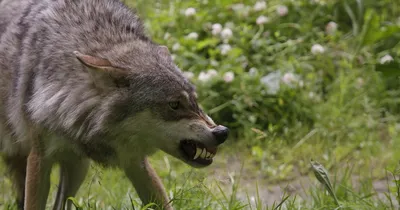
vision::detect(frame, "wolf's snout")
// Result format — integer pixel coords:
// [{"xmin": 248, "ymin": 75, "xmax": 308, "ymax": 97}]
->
[{"xmin": 212, "ymin": 125, "xmax": 229, "ymax": 144}]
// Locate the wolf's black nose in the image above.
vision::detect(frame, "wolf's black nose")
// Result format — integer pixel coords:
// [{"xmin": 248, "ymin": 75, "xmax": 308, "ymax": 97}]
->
[{"xmin": 212, "ymin": 125, "xmax": 229, "ymax": 144}]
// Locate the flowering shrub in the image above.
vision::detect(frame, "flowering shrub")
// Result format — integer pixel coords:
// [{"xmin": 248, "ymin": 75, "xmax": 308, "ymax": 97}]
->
[{"xmin": 134, "ymin": 0, "xmax": 400, "ymax": 139}]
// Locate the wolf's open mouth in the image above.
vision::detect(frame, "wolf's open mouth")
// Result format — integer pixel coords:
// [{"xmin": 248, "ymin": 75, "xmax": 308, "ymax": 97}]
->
[{"xmin": 180, "ymin": 140, "xmax": 217, "ymax": 165}]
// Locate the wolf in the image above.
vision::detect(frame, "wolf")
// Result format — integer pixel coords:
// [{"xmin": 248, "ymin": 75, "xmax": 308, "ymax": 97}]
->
[{"xmin": 0, "ymin": 0, "xmax": 229, "ymax": 209}]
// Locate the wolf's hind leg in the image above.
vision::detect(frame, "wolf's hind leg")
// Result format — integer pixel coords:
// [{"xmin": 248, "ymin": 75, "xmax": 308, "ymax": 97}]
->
[
  {"xmin": 3, "ymin": 155, "xmax": 27, "ymax": 210},
  {"xmin": 53, "ymin": 158, "xmax": 89, "ymax": 210}
]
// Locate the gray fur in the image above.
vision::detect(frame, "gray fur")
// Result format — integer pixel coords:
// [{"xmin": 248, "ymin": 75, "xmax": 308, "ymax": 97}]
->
[{"xmin": 0, "ymin": 0, "xmax": 227, "ymax": 209}]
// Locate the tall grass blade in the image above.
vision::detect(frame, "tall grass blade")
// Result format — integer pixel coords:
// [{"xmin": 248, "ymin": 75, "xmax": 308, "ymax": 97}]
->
[{"xmin": 310, "ymin": 159, "xmax": 341, "ymax": 207}]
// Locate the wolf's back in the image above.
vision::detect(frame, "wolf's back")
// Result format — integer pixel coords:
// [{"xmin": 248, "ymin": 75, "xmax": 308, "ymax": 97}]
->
[
  {"xmin": 0, "ymin": 0, "xmax": 27, "ymax": 36},
  {"xmin": 0, "ymin": 0, "xmax": 150, "ymax": 155}
]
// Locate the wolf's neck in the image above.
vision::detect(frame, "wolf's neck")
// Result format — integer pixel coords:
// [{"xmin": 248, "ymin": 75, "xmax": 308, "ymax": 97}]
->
[{"xmin": 26, "ymin": 79, "xmax": 119, "ymax": 140}]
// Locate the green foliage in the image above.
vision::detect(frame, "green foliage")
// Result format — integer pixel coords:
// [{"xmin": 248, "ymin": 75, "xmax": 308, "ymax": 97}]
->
[{"xmin": 129, "ymin": 0, "xmax": 400, "ymax": 140}]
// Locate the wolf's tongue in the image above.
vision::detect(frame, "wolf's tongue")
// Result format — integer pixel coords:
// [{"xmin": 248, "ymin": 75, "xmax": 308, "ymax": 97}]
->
[{"xmin": 181, "ymin": 143, "xmax": 196, "ymax": 157}]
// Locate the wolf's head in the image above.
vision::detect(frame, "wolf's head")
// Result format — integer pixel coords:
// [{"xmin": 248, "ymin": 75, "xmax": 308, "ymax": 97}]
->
[{"xmin": 73, "ymin": 40, "xmax": 228, "ymax": 168}]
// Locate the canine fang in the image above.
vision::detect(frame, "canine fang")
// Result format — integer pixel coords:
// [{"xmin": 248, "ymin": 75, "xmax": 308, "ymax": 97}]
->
[{"xmin": 194, "ymin": 148, "xmax": 202, "ymax": 159}]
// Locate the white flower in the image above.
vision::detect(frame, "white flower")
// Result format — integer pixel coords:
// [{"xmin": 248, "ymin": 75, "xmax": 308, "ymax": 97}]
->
[
  {"xmin": 223, "ymin": 72, "xmax": 235, "ymax": 83},
  {"xmin": 308, "ymin": 92, "xmax": 315, "ymax": 99},
  {"xmin": 210, "ymin": 60, "xmax": 219, "ymax": 67},
  {"xmin": 164, "ymin": 33, "xmax": 171, "ymax": 40},
  {"xmin": 220, "ymin": 28, "xmax": 233, "ymax": 40},
  {"xmin": 312, "ymin": 0, "xmax": 326, "ymax": 5},
  {"xmin": 276, "ymin": 5, "xmax": 288, "ymax": 16},
  {"xmin": 212, "ymin": 23, "xmax": 223, "ymax": 35},
  {"xmin": 254, "ymin": 1, "xmax": 266, "ymax": 11},
  {"xmin": 325, "ymin": 21, "xmax": 338, "ymax": 34},
  {"xmin": 256, "ymin": 16, "xmax": 269, "ymax": 25},
  {"xmin": 231, "ymin": 3, "xmax": 245, "ymax": 11},
  {"xmin": 356, "ymin": 77, "xmax": 364, "ymax": 89},
  {"xmin": 260, "ymin": 71, "xmax": 281, "ymax": 94},
  {"xmin": 198, "ymin": 71, "xmax": 211, "ymax": 82},
  {"xmin": 171, "ymin": 54, "xmax": 177, "ymax": 61},
  {"xmin": 380, "ymin": 54, "xmax": 394, "ymax": 64},
  {"xmin": 172, "ymin": 43, "xmax": 180, "ymax": 51},
  {"xmin": 249, "ymin": 67, "xmax": 258, "ymax": 77},
  {"xmin": 184, "ymin": 8, "xmax": 196, "ymax": 17},
  {"xmin": 311, "ymin": 44, "xmax": 325, "ymax": 54},
  {"xmin": 187, "ymin": 32, "xmax": 199, "ymax": 40},
  {"xmin": 225, "ymin": 22, "xmax": 235, "ymax": 29},
  {"xmin": 183, "ymin": 71, "xmax": 194, "ymax": 79},
  {"xmin": 281, "ymin": 72, "xmax": 300, "ymax": 87},
  {"xmin": 232, "ymin": 4, "xmax": 251, "ymax": 17},
  {"xmin": 299, "ymin": 80, "xmax": 304, "ymax": 87},
  {"xmin": 220, "ymin": 44, "xmax": 232, "ymax": 55},
  {"xmin": 207, "ymin": 69, "xmax": 218, "ymax": 78},
  {"xmin": 309, "ymin": 92, "xmax": 321, "ymax": 102},
  {"xmin": 198, "ymin": 70, "xmax": 218, "ymax": 82}
]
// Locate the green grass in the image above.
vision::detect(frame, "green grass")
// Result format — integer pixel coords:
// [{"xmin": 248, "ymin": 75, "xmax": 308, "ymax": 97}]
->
[
  {"xmin": 2, "ymin": 0, "xmax": 400, "ymax": 209},
  {"xmin": 2, "ymin": 149, "xmax": 400, "ymax": 209}
]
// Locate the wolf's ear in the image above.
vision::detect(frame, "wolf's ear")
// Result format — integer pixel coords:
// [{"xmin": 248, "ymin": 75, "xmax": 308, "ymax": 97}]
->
[
  {"xmin": 74, "ymin": 51, "xmax": 127, "ymax": 77},
  {"xmin": 74, "ymin": 51, "xmax": 129, "ymax": 88},
  {"xmin": 157, "ymin": 46, "xmax": 172, "ymax": 63}
]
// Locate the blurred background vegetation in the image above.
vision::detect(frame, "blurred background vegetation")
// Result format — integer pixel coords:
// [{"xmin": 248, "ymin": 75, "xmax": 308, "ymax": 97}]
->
[
  {"xmin": 125, "ymin": 0, "xmax": 400, "ymax": 139},
  {"xmin": 128, "ymin": 0, "xmax": 400, "ymax": 208},
  {"xmin": 124, "ymin": 0, "xmax": 400, "ymax": 208},
  {"xmin": 123, "ymin": 0, "xmax": 400, "ymax": 175},
  {"xmin": 2, "ymin": 0, "xmax": 400, "ymax": 209}
]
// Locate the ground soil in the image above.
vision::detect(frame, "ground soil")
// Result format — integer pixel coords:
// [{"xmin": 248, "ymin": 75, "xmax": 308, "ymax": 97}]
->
[{"xmin": 208, "ymin": 153, "xmax": 398, "ymax": 208}]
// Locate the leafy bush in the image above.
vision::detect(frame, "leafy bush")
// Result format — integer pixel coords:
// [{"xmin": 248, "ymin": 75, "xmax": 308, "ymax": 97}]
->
[{"xmin": 129, "ymin": 0, "xmax": 400, "ymax": 140}]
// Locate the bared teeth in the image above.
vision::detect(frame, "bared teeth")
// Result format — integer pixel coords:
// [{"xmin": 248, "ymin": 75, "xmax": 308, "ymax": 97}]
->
[
  {"xmin": 200, "ymin": 148, "xmax": 207, "ymax": 158},
  {"xmin": 193, "ymin": 148, "xmax": 202, "ymax": 160},
  {"xmin": 191, "ymin": 144, "xmax": 216, "ymax": 160}
]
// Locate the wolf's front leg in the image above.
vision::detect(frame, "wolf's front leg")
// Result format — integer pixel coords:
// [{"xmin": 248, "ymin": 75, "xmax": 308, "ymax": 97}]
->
[
  {"xmin": 24, "ymin": 146, "xmax": 52, "ymax": 210},
  {"xmin": 124, "ymin": 157, "xmax": 173, "ymax": 210},
  {"xmin": 53, "ymin": 158, "xmax": 90, "ymax": 210}
]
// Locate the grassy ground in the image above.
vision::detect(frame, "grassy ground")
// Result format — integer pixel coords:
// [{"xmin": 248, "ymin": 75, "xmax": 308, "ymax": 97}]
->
[
  {"xmin": 2, "ymin": 0, "xmax": 400, "ymax": 209},
  {"xmin": 2, "ymin": 145, "xmax": 400, "ymax": 209}
]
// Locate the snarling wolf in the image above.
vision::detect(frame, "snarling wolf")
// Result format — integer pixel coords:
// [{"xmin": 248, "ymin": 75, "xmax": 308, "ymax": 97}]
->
[{"xmin": 0, "ymin": 0, "xmax": 229, "ymax": 209}]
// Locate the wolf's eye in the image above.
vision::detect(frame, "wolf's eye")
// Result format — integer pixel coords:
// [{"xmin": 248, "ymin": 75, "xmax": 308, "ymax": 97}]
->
[{"xmin": 169, "ymin": 101, "xmax": 180, "ymax": 110}]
